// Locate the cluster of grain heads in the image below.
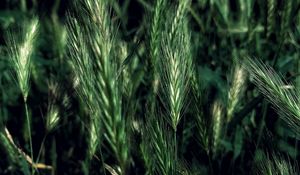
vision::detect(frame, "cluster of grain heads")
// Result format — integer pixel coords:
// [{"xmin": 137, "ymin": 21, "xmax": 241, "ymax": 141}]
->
[
  {"xmin": 67, "ymin": 0, "xmax": 129, "ymax": 173},
  {"xmin": 241, "ymin": 57, "xmax": 300, "ymax": 133},
  {"xmin": 142, "ymin": 0, "xmax": 193, "ymax": 169},
  {"xmin": 227, "ymin": 64, "xmax": 246, "ymax": 122}
]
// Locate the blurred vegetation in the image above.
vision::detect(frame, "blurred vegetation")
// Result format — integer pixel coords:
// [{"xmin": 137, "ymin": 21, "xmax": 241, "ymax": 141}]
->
[{"xmin": 0, "ymin": 0, "xmax": 300, "ymax": 175}]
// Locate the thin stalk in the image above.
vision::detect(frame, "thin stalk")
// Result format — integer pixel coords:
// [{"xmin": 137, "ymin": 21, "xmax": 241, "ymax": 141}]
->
[
  {"xmin": 208, "ymin": 154, "xmax": 214, "ymax": 175},
  {"xmin": 99, "ymin": 147, "xmax": 107, "ymax": 175},
  {"xmin": 4, "ymin": 127, "xmax": 52, "ymax": 171},
  {"xmin": 21, "ymin": 0, "xmax": 27, "ymax": 12},
  {"xmin": 174, "ymin": 130, "xmax": 177, "ymax": 173},
  {"xmin": 256, "ymin": 101, "xmax": 268, "ymax": 149},
  {"xmin": 24, "ymin": 101, "xmax": 34, "ymax": 174},
  {"xmin": 35, "ymin": 136, "xmax": 47, "ymax": 167}
]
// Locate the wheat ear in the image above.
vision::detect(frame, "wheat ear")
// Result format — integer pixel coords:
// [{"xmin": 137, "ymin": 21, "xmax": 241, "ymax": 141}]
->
[
  {"xmin": 227, "ymin": 64, "xmax": 246, "ymax": 122},
  {"xmin": 9, "ymin": 19, "xmax": 38, "ymax": 101},
  {"xmin": 160, "ymin": 0, "xmax": 192, "ymax": 131},
  {"xmin": 242, "ymin": 57, "xmax": 300, "ymax": 133}
]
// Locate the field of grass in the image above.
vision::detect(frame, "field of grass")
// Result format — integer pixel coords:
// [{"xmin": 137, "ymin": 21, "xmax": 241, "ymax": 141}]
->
[{"xmin": 0, "ymin": 0, "xmax": 300, "ymax": 174}]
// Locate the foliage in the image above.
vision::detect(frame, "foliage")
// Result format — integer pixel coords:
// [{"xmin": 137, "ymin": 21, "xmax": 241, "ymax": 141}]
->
[{"xmin": 0, "ymin": 0, "xmax": 300, "ymax": 174}]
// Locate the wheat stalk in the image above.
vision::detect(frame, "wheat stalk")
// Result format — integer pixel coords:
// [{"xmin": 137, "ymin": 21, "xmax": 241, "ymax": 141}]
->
[{"xmin": 7, "ymin": 18, "xmax": 39, "ymax": 175}]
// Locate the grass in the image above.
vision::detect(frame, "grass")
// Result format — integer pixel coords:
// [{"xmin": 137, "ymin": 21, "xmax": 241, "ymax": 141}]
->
[{"xmin": 1, "ymin": 0, "xmax": 300, "ymax": 174}]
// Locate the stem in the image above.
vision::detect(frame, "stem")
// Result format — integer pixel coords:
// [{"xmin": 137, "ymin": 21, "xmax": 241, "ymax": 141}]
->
[
  {"xmin": 20, "ymin": 0, "xmax": 27, "ymax": 12},
  {"xmin": 99, "ymin": 147, "xmax": 107, "ymax": 175},
  {"xmin": 174, "ymin": 129, "xmax": 177, "ymax": 174},
  {"xmin": 4, "ymin": 127, "xmax": 52, "ymax": 170},
  {"xmin": 36, "ymin": 136, "xmax": 46, "ymax": 165},
  {"xmin": 208, "ymin": 153, "xmax": 214, "ymax": 175},
  {"xmin": 91, "ymin": 150, "xmax": 107, "ymax": 175},
  {"xmin": 256, "ymin": 101, "xmax": 268, "ymax": 149},
  {"xmin": 25, "ymin": 101, "xmax": 34, "ymax": 174}
]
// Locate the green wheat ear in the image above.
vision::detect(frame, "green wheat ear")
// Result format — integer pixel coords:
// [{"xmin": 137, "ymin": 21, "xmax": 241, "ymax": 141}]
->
[
  {"xmin": 8, "ymin": 18, "xmax": 39, "ymax": 101},
  {"xmin": 211, "ymin": 99, "xmax": 224, "ymax": 156},
  {"xmin": 159, "ymin": 0, "xmax": 192, "ymax": 131},
  {"xmin": 46, "ymin": 80, "xmax": 61, "ymax": 132},
  {"xmin": 227, "ymin": 64, "xmax": 247, "ymax": 122},
  {"xmin": 242, "ymin": 57, "xmax": 300, "ymax": 133},
  {"xmin": 149, "ymin": 0, "xmax": 166, "ymax": 94}
]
